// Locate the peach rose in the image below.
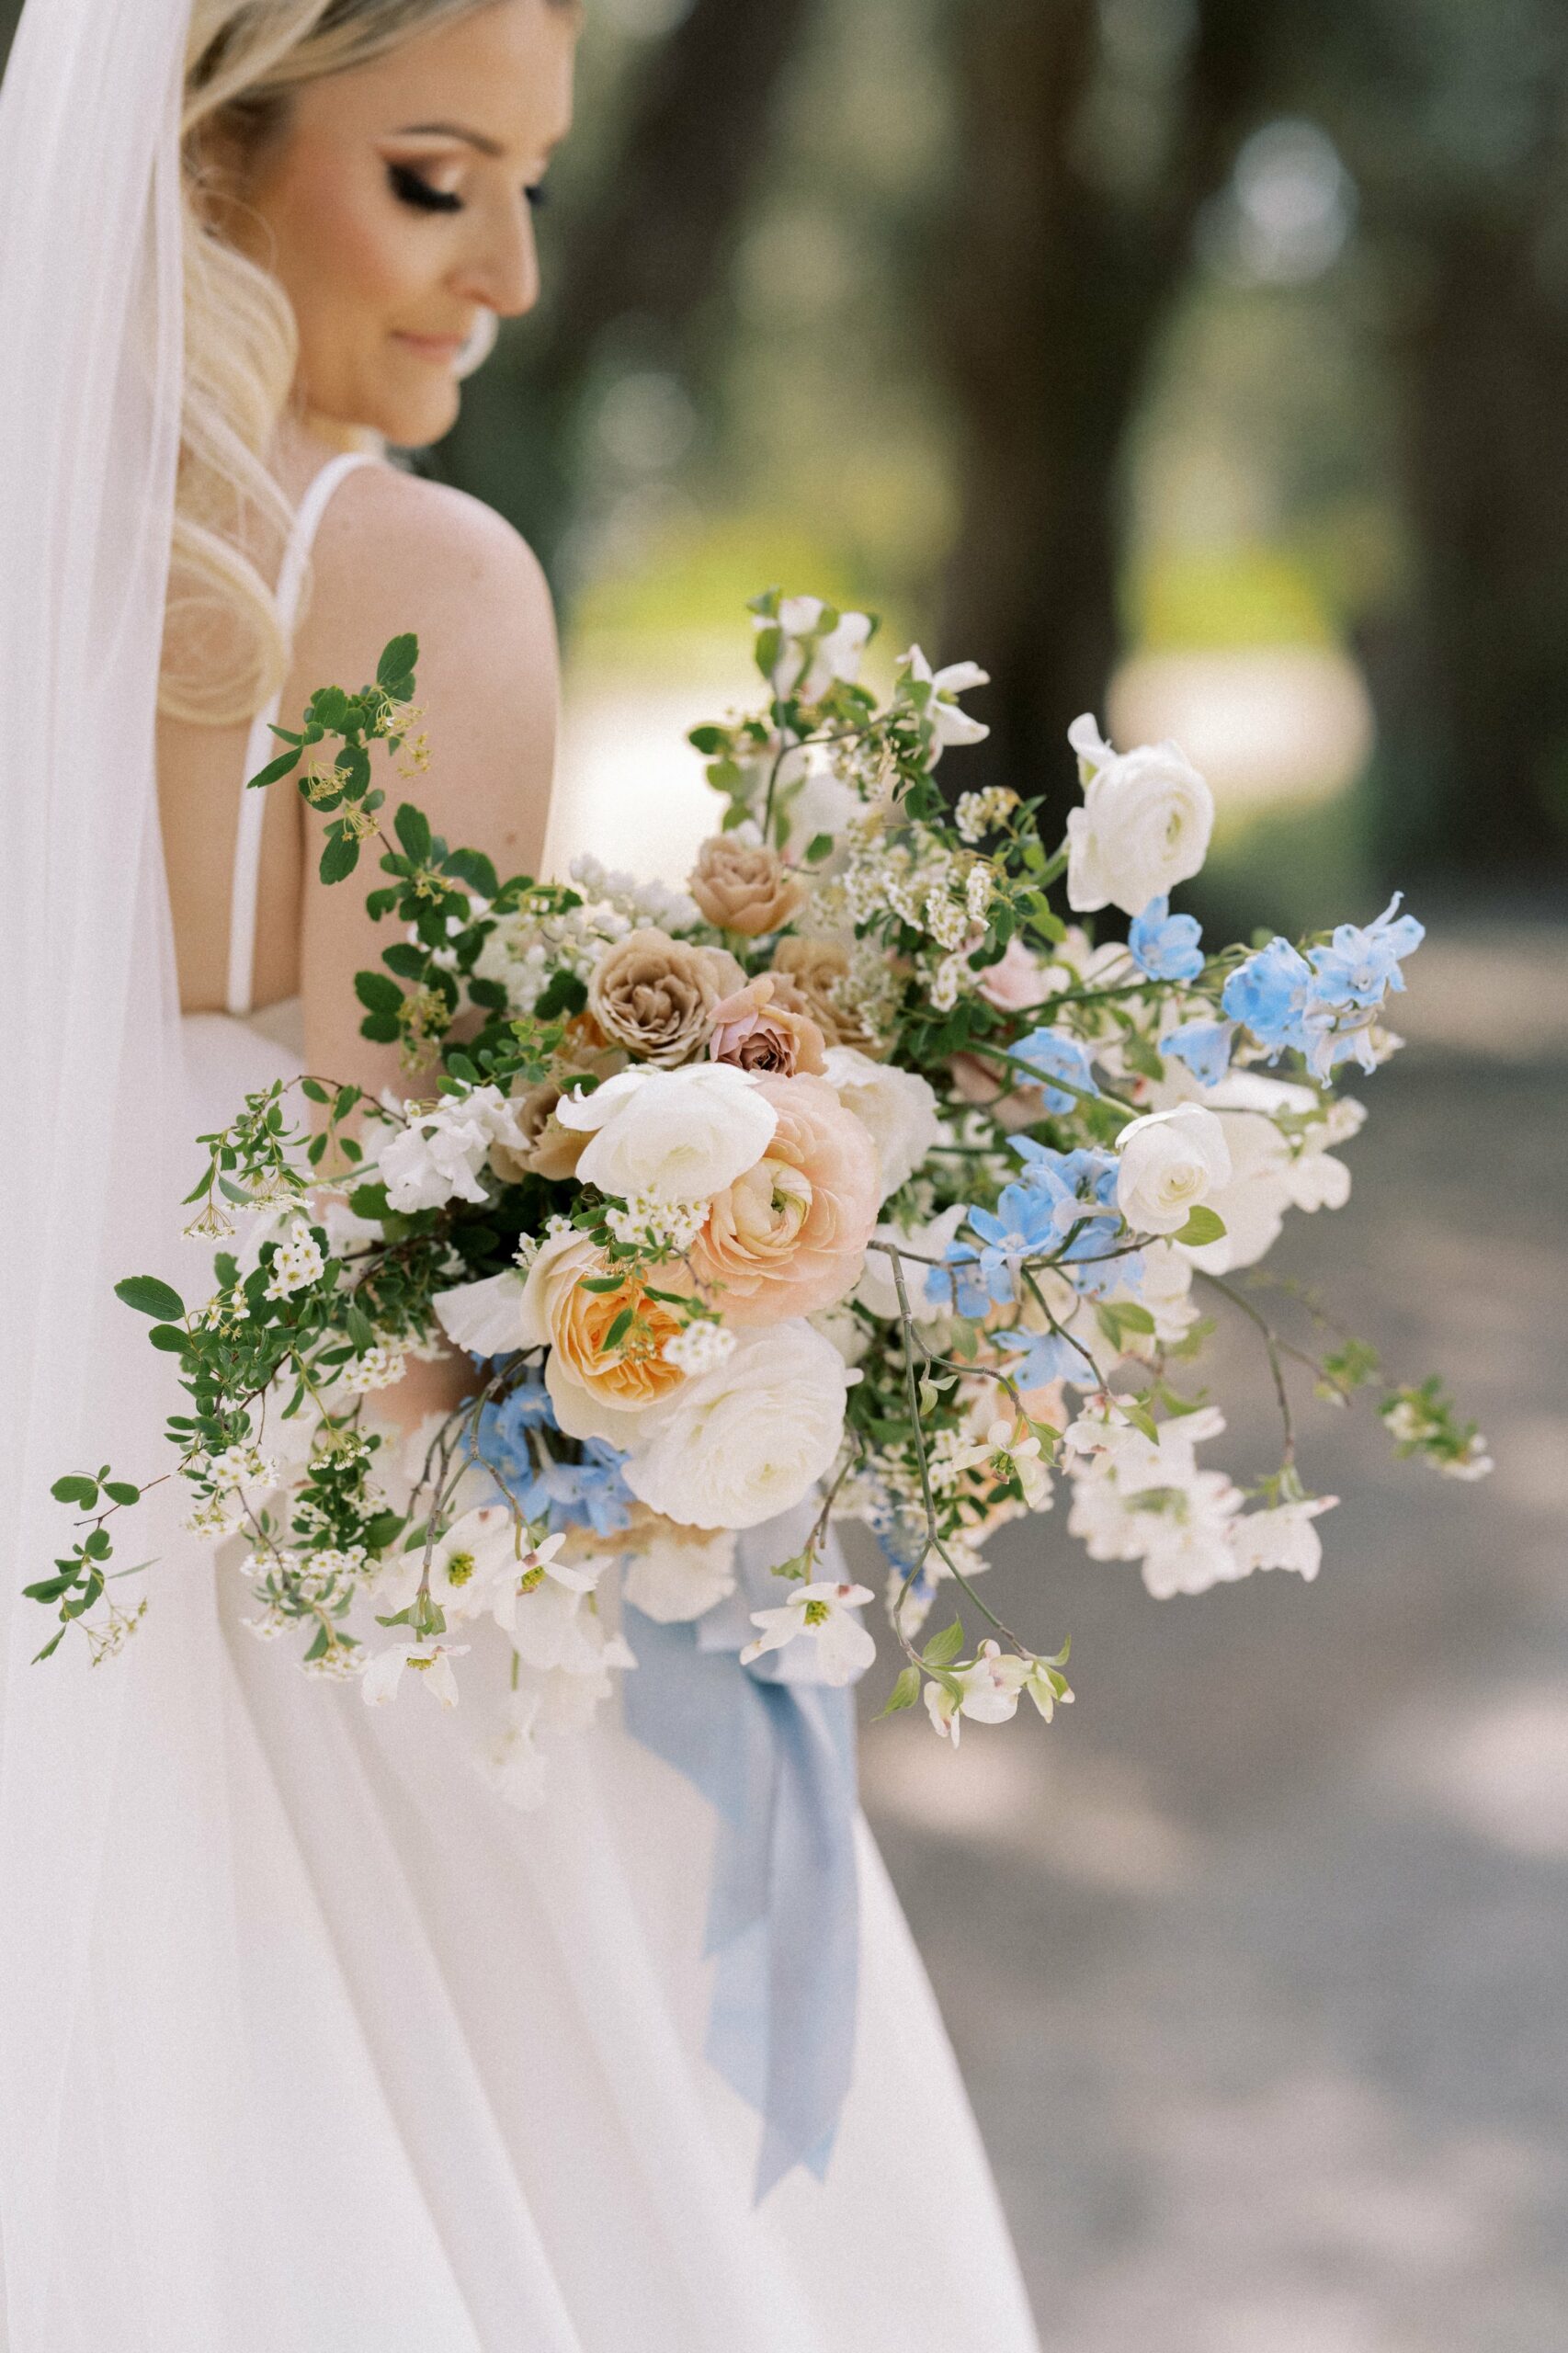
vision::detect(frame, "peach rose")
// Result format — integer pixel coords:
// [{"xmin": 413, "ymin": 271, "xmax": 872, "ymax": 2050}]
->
[
  {"xmin": 708, "ymin": 974, "xmax": 827, "ymax": 1077},
  {"xmin": 518, "ymin": 1229, "xmax": 687, "ymax": 1443},
  {"xmin": 688, "ymin": 836, "xmax": 808, "ymax": 937},
  {"xmin": 587, "ymin": 928, "xmax": 743, "ymax": 1067},
  {"xmin": 949, "ymin": 1050, "xmax": 1047, "ymax": 1132},
  {"xmin": 688, "ymin": 1073, "xmax": 880, "ymax": 1326},
  {"xmin": 977, "ymin": 935, "xmax": 1049, "ymax": 1014}
]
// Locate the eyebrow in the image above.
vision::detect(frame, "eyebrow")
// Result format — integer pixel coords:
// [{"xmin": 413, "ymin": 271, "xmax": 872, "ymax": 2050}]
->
[{"xmin": 393, "ymin": 121, "xmax": 506, "ymax": 158}]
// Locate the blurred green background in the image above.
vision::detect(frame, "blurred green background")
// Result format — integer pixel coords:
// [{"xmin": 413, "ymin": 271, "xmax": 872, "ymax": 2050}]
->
[{"xmin": 415, "ymin": 0, "xmax": 1568, "ymax": 932}]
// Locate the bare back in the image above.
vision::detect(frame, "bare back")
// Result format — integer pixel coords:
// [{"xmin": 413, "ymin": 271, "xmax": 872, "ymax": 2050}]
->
[{"xmin": 157, "ymin": 427, "xmax": 559, "ymax": 1091}]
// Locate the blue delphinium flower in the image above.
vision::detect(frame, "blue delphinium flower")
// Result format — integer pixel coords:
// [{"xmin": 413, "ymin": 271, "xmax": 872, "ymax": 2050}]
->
[
  {"xmin": 468, "ymin": 1382, "xmax": 634, "ymax": 1536},
  {"xmin": 1010, "ymin": 1027, "xmax": 1099, "ymax": 1115},
  {"xmin": 1010, "ymin": 1138, "xmax": 1119, "ymax": 1237},
  {"xmin": 1129, "ymin": 894, "xmax": 1205, "ymax": 983},
  {"xmin": 1159, "ymin": 1017, "xmax": 1235, "ymax": 1088},
  {"xmin": 538, "ymin": 1439, "xmax": 636, "ymax": 1539},
  {"xmin": 996, "ymin": 1324, "xmax": 1084, "ymax": 1391},
  {"xmin": 1221, "ymin": 937, "xmax": 1313, "ymax": 1056},
  {"xmin": 951, "ymin": 1181, "xmax": 1063, "ymax": 1309},
  {"xmin": 1307, "ymin": 892, "xmax": 1424, "ymax": 1009}
]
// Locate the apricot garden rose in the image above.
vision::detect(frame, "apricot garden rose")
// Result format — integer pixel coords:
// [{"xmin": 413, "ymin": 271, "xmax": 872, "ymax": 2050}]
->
[{"xmin": 687, "ymin": 1073, "xmax": 880, "ymax": 1325}]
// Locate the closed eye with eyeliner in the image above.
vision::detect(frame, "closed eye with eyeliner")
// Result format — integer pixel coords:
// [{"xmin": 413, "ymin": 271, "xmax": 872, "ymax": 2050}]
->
[{"xmin": 386, "ymin": 161, "xmax": 548, "ymax": 213}]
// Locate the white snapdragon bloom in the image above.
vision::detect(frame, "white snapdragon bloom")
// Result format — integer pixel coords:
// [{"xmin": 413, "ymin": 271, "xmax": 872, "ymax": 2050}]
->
[
  {"xmin": 380, "ymin": 1086, "xmax": 524, "ymax": 1213},
  {"xmin": 741, "ymin": 1579, "xmax": 877, "ymax": 1686},
  {"xmin": 822, "ymin": 1047, "xmax": 943, "ymax": 1201},
  {"xmin": 623, "ymin": 1321, "xmax": 853, "ymax": 1530},
  {"xmin": 765, "ymin": 596, "xmax": 874, "ymax": 702},
  {"xmin": 361, "ymin": 1639, "xmax": 470, "ymax": 1709},
  {"xmin": 1064, "ymin": 716, "xmax": 1214, "ymax": 917},
  {"xmin": 622, "ymin": 1520, "xmax": 738, "ymax": 1622},
  {"xmin": 1115, "ymin": 1106, "xmax": 1233, "ymax": 1235},
  {"xmin": 433, "ymin": 1266, "xmax": 528, "ymax": 1358},
  {"xmin": 904, "ymin": 646, "xmax": 991, "ymax": 752},
  {"xmin": 557, "ymin": 1063, "xmax": 777, "ymax": 1202},
  {"xmin": 1229, "ymin": 1495, "xmax": 1337, "ymax": 1580}
]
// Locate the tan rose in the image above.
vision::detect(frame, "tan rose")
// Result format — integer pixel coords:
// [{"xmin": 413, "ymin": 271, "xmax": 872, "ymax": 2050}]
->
[
  {"xmin": 708, "ymin": 974, "xmax": 827, "ymax": 1077},
  {"xmin": 586, "ymin": 927, "xmax": 740, "ymax": 1067},
  {"xmin": 770, "ymin": 936, "xmax": 888, "ymax": 1057},
  {"xmin": 489, "ymin": 1048, "xmax": 627, "ymax": 1184},
  {"xmin": 688, "ymin": 836, "xmax": 809, "ymax": 937}
]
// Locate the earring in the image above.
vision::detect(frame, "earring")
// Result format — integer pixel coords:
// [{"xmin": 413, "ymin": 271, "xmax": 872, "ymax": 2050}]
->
[{"xmin": 454, "ymin": 311, "xmax": 499, "ymax": 381}]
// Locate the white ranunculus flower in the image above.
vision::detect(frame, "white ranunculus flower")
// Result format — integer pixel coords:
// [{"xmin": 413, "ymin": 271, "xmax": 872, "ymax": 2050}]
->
[
  {"xmin": 1115, "ymin": 1105, "xmax": 1233, "ymax": 1235},
  {"xmin": 1181, "ymin": 1110, "xmax": 1292, "ymax": 1273},
  {"xmin": 621, "ymin": 1322, "xmax": 852, "ymax": 1530},
  {"xmin": 822, "ymin": 1046, "xmax": 942, "ymax": 1200},
  {"xmin": 1064, "ymin": 716, "xmax": 1215, "ymax": 917},
  {"xmin": 558, "ymin": 1063, "xmax": 777, "ymax": 1202}
]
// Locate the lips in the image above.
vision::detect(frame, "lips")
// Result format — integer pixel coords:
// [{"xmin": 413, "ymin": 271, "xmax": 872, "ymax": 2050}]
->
[{"xmin": 393, "ymin": 329, "xmax": 468, "ymax": 362}]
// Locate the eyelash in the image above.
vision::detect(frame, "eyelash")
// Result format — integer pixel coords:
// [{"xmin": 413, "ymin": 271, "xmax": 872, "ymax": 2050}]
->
[{"xmin": 386, "ymin": 162, "xmax": 549, "ymax": 215}]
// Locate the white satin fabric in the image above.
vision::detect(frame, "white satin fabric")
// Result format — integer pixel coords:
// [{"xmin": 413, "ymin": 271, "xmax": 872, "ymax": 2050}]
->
[{"xmin": 164, "ymin": 1011, "xmax": 1044, "ymax": 2351}]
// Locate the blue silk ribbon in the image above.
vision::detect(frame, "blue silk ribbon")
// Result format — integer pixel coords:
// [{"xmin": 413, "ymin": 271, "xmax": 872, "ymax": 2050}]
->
[{"xmin": 621, "ymin": 1500, "xmax": 861, "ymax": 2200}]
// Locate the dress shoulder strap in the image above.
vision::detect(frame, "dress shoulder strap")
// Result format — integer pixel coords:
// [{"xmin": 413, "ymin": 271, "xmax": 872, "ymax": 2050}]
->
[{"xmin": 227, "ymin": 449, "xmax": 379, "ymax": 1017}]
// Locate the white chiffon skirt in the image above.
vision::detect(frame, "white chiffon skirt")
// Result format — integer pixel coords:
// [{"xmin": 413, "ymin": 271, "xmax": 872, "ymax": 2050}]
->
[{"xmin": 138, "ymin": 1011, "xmax": 1042, "ymax": 2353}]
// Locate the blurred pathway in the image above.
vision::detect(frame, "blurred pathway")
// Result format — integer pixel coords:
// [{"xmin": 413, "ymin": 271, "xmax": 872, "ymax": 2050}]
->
[{"xmin": 860, "ymin": 929, "xmax": 1568, "ymax": 2352}]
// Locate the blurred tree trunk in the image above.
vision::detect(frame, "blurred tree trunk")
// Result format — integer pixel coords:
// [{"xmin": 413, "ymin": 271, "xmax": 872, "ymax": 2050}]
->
[
  {"xmin": 932, "ymin": 0, "xmax": 1274, "ymax": 840},
  {"xmin": 435, "ymin": 0, "xmax": 816, "ymax": 580},
  {"xmin": 1373, "ymin": 218, "xmax": 1568, "ymax": 881}
]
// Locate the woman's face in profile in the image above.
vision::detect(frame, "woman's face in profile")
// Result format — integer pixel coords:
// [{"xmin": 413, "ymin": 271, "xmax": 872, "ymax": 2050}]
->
[{"xmin": 237, "ymin": 0, "xmax": 578, "ymax": 448}]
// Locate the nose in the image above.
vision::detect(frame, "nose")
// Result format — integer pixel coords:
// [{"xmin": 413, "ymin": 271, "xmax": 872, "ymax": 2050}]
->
[{"xmin": 455, "ymin": 197, "xmax": 539, "ymax": 322}]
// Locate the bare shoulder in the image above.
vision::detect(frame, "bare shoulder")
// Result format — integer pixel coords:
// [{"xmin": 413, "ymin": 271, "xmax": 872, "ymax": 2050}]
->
[
  {"xmin": 300, "ymin": 463, "xmax": 556, "ymax": 692},
  {"xmin": 290, "ymin": 461, "xmax": 558, "ymax": 884}
]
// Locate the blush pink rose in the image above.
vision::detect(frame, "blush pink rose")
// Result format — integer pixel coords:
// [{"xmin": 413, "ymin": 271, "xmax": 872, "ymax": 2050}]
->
[
  {"xmin": 708, "ymin": 974, "xmax": 828, "ymax": 1077},
  {"xmin": 689, "ymin": 1073, "xmax": 880, "ymax": 1325},
  {"xmin": 978, "ymin": 935, "xmax": 1049, "ymax": 1013}
]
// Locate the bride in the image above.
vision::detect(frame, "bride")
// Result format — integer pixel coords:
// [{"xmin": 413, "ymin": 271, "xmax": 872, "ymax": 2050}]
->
[{"xmin": 0, "ymin": 4, "xmax": 1041, "ymax": 2347}]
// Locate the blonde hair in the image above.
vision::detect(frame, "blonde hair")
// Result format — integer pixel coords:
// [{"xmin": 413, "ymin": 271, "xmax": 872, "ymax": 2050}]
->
[{"xmin": 166, "ymin": 0, "xmax": 500, "ymax": 725}]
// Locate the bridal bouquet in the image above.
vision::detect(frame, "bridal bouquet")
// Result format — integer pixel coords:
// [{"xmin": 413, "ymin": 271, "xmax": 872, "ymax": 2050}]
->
[{"xmin": 34, "ymin": 592, "xmax": 1487, "ymax": 1783}]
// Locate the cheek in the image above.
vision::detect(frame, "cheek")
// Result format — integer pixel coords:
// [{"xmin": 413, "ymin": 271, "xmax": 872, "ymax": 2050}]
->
[{"xmin": 274, "ymin": 158, "xmax": 433, "ymax": 332}]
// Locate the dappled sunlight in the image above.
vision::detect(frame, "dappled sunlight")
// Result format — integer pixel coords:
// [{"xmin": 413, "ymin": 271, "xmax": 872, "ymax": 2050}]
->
[{"xmin": 1108, "ymin": 643, "xmax": 1373, "ymax": 808}]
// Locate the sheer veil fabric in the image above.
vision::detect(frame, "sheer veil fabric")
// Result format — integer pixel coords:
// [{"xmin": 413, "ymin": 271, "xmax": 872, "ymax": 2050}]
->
[
  {"xmin": 0, "ymin": 0, "xmax": 246, "ymax": 2339},
  {"xmin": 0, "ymin": 7, "xmax": 1047, "ymax": 2348}
]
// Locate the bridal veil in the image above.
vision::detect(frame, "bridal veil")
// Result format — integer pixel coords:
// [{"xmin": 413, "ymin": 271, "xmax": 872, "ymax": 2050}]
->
[{"xmin": 0, "ymin": 0, "xmax": 247, "ymax": 2339}]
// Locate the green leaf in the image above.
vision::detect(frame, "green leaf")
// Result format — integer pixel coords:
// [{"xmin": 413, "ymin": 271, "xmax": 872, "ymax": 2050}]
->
[
  {"xmin": 876, "ymin": 1665, "xmax": 922, "ymax": 1720},
  {"xmin": 320, "ymin": 827, "xmax": 360, "ymax": 885},
  {"xmin": 301, "ymin": 1076, "xmax": 329, "ymax": 1104},
  {"xmin": 804, "ymin": 832, "xmax": 835, "ymax": 865},
  {"xmin": 922, "ymin": 1618, "xmax": 966, "ymax": 1669},
  {"xmin": 51, "ymin": 1474, "xmax": 99, "ymax": 1507},
  {"xmin": 355, "ymin": 970, "xmax": 403, "ymax": 1016},
  {"xmin": 245, "ymin": 745, "xmax": 301, "ymax": 791},
  {"xmin": 599, "ymin": 1306, "xmax": 634, "ymax": 1356},
  {"xmin": 348, "ymin": 1182, "xmax": 391, "ymax": 1220},
  {"xmin": 377, "ymin": 632, "xmax": 418, "ymax": 689},
  {"xmin": 443, "ymin": 847, "xmax": 498, "ymax": 898},
  {"xmin": 687, "ymin": 724, "xmax": 726, "ymax": 754},
  {"xmin": 149, "ymin": 1323, "xmax": 193, "ymax": 1354},
  {"xmin": 1173, "ymin": 1205, "xmax": 1226, "ymax": 1247},
  {"xmin": 394, "ymin": 802, "xmax": 432, "ymax": 864},
  {"xmin": 31, "ymin": 1629, "xmax": 67, "ymax": 1665},
  {"xmin": 358, "ymin": 1012, "xmax": 400, "ymax": 1044},
  {"xmin": 114, "ymin": 1276, "xmax": 185, "ymax": 1323},
  {"xmin": 24, "ymin": 1571, "xmax": 81, "ymax": 1603},
  {"xmin": 103, "ymin": 1481, "xmax": 141, "ymax": 1506}
]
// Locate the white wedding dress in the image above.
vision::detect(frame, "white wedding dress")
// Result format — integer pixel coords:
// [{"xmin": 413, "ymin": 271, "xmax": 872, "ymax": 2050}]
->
[{"xmin": 150, "ymin": 453, "xmax": 1043, "ymax": 2352}]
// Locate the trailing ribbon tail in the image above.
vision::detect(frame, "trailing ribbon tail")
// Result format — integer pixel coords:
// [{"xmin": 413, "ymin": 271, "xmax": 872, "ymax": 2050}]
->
[{"xmin": 622, "ymin": 1504, "xmax": 861, "ymax": 2200}]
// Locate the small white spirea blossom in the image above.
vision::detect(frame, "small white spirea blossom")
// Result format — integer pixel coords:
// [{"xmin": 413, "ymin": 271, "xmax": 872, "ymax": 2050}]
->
[
  {"xmin": 186, "ymin": 1494, "xmax": 244, "ymax": 1540},
  {"xmin": 928, "ymin": 951, "xmax": 967, "ymax": 1014},
  {"xmin": 604, "ymin": 1192, "xmax": 707, "ymax": 1254},
  {"xmin": 965, "ymin": 864, "xmax": 994, "ymax": 922},
  {"xmin": 340, "ymin": 1343, "xmax": 407, "ymax": 1395},
  {"xmin": 203, "ymin": 1441, "xmax": 279, "ymax": 1494},
  {"xmin": 954, "ymin": 786, "xmax": 1021, "ymax": 845},
  {"xmin": 265, "ymin": 1219, "xmax": 326, "ymax": 1300},
  {"xmin": 661, "ymin": 1320, "xmax": 738, "ymax": 1376},
  {"xmin": 241, "ymin": 1608, "xmax": 289, "ymax": 1642}
]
